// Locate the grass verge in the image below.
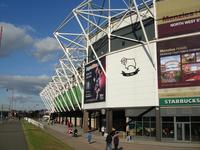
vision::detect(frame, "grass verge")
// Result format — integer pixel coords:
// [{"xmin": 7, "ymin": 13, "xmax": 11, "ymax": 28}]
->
[{"xmin": 22, "ymin": 120, "xmax": 74, "ymax": 150}]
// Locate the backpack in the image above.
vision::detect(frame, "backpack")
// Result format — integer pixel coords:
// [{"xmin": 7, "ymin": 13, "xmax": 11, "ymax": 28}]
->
[{"xmin": 106, "ymin": 134, "xmax": 112, "ymax": 143}]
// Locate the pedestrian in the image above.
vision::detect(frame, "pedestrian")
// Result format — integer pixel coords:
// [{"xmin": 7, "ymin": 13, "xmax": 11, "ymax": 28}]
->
[
  {"xmin": 106, "ymin": 133, "xmax": 112, "ymax": 150},
  {"xmin": 73, "ymin": 128, "xmax": 78, "ymax": 137},
  {"xmin": 87, "ymin": 130, "xmax": 92, "ymax": 144},
  {"xmin": 101, "ymin": 126, "xmax": 105, "ymax": 136},
  {"xmin": 126, "ymin": 131, "xmax": 131, "ymax": 141},
  {"xmin": 113, "ymin": 131, "xmax": 119, "ymax": 150}
]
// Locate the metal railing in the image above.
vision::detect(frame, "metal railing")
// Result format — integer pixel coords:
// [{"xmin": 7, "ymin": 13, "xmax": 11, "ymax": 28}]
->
[{"xmin": 24, "ymin": 117, "xmax": 44, "ymax": 129}]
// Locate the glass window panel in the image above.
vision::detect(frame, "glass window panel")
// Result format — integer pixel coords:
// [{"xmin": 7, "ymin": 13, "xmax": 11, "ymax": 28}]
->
[
  {"xmin": 137, "ymin": 117, "xmax": 142, "ymax": 121},
  {"xmin": 162, "ymin": 123, "xmax": 174, "ymax": 138},
  {"xmin": 136, "ymin": 121, "xmax": 143, "ymax": 136},
  {"xmin": 162, "ymin": 117, "xmax": 174, "ymax": 122},
  {"xmin": 143, "ymin": 121, "xmax": 150, "ymax": 136},
  {"xmin": 176, "ymin": 117, "xmax": 189, "ymax": 122},
  {"xmin": 150, "ymin": 121, "xmax": 156, "ymax": 137},
  {"xmin": 143, "ymin": 117, "xmax": 150, "ymax": 121},
  {"xmin": 184, "ymin": 123, "xmax": 190, "ymax": 141},
  {"xmin": 151, "ymin": 117, "xmax": 155, "ymax": 121},
  {"xmin": 191, "ymin": 116, "xmax": 200, "ymax": 122},
  {"xmin": 191, "ymin": 123, "xmax": 200, "ymax": 141}
]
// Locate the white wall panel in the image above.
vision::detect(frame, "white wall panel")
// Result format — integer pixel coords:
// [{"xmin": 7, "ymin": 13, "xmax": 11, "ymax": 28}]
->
[{"xmin": 106, "ymin": 43, "xmax": 158, "ymax": 107}]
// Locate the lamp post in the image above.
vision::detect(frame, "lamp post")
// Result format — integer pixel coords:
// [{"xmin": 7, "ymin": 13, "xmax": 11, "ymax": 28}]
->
[
  {"xmin": 6, "ymin": 88, "xmax": 14, "ymax": 116},
  {"xmin": 1, "ymin": 104, "xmax": 3, "ymax": 119}
]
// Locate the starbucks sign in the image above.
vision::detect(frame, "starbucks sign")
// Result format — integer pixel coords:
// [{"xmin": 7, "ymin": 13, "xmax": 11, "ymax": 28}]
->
[{"xmin": 160, "ymin": 97, "xmax": 200, "ymax": 106}]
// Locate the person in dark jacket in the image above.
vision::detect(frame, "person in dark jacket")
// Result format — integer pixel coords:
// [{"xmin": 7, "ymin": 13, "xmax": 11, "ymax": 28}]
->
[
  {"xmin": 73, "ymin": 128, "xmax": 78, "ymax": 137},
  {"xmin": 106, "ymin": 133, "xmax": 112, "ymax": 150}
]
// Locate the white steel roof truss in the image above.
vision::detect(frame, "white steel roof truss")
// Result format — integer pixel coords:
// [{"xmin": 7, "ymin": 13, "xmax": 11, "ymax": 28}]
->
[
  {"xmin": 44, "ymin": 88, "xmax": 60, "ymax": 112},
  {"xmin": 49, "ymin": 83, "xmax": 66, "ymax": 112},
  {"xmin": 41, "ymin": 91, "xmax": 54, "ymax": 112},
  {"xmin": 73, "ymin": 11, "xmax": 107, "ymax": 77},
  {"xmin": 60, "ymin": 60, "xmax": 83, "ymax": 92},
  {"xmin": 59, "ymin": 64, "xmax": 81, "ymax": 110},
  {"xmin": 132, "ymin": 0, "xmax": 155, "ymax": 69},
  {"xmin": 57, "ymin": 68, "xmax": 81, "ymax": 110},
  {"xmin": 41, "ymin": 94, "xmax": 52, "ymax": 112},
  {"xmin": 40, "ymin": 93, "xmax": 52, "ymax": 112},
  {"xmin": 46, "ymin": 87, "xmax": 61, "ymax": 112},
  {"xmin": 52, "ymin": 76, "xmax": 70, "ymax": 111},
  {"xmin": 45, "ymin": 86, "xmax": 62, "ymax": 112},
  {"xmin": 56, "ymin": 70, "xmax": 75, "ymax": 111},
  {"xmin": 54, "ymin": 34, "xmax": 84, "ymax": 84}
]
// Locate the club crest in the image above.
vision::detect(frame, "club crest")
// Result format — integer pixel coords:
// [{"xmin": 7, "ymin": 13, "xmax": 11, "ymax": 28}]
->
[{"xmin": 121, "ymin": 57, "xmax": 140, "ymax": 76}]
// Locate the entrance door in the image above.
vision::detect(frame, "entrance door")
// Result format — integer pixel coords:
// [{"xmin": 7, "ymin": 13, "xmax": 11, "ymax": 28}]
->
[{"xmin": 176, "ymin": 123, "xmax": 190, "ymax": 141}]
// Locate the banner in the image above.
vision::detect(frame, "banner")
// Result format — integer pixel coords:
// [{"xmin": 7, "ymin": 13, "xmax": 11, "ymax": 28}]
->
[
  {"xmin": 84, "ymin": 57, "xmax": 106, "ymax": 103},
  {"xmin": 156, "ymin": 0, "xmax": 200, "ymax": 38},
  {"xmin": 157, "ymin": 35, "xmax": 200, "ymax": 88}
]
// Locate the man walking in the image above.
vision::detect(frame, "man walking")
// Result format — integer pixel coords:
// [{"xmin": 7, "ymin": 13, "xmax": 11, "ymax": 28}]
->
[{"xmin": 106, "ymin": 133, "xmax": 112, "ymax": 150}]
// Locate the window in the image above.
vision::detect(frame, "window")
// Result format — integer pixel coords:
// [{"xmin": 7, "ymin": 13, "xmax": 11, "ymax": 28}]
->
[
  {"xmin": 191, "ymin": 116, "xmax": 200, "ymax": 122},
  {"xmin": 176, "ymin": 117, "xmax": 189, "ymax": 122},
  {"xmin": 162, "ymin": 123, "xmax": 174, "ymax": 138},
  {"xmin": 162, "ymin": 117, "xmax": 173, "ymax": 122},
  {"xmin": 191, "ymin": 123, "xmax": 200, "ymax": 141},
  {"xmin": 162, "ymin": 117, "xmax": 174, "ymax": 138}
]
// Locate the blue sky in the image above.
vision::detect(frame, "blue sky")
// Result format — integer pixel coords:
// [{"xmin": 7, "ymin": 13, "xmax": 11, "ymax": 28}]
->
[{"xmin": 0, "ymin": 0, "xmax": 83, "ymax": 110}]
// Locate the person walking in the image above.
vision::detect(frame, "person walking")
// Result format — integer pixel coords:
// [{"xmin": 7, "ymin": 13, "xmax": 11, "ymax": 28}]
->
[
  {"xmin": 106, "ymin": 133, "xmax": 112, "ymax": 150},
  {"xmin": 101, "ymin": 126, "xmax": 105, "ymax": 136},
  {"xmin": 113, "ymin": 131, "xmax": 119, "ymax": 150},
  {"xmin": 87, "ymin": 130, "xmax": 92, "ymax": 144}
]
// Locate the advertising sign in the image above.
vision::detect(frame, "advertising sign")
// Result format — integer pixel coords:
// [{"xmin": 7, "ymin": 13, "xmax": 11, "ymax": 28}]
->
[
  {"xmin": 157, "ymin": 35, "xmax": 200, "ymax": 88},
  {"xmin": 84, "ymin": 57, "xmax": 106, "ymax": 103},
  {"xmin": 156, "ymin": 0, "xmax": 200, "ymax": 38},
  {"xmin": 160, "ymin": 97, "xmax": 200, "ymax": 106}
]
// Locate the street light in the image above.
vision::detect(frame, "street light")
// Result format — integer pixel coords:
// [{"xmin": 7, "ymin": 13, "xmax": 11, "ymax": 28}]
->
[
  {"xmin": 0, "ymin": 104, "xmax": 3, "ymax": 119},
  {"xmin": 6, "ymin": 88, "xmax": 14, "ymax": 115}
]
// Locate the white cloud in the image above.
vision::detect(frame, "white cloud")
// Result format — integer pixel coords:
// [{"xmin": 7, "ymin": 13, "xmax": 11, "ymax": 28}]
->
[
  {"xmin": 8, "ymin": 94, "xmax": 33, "ymax": 104},
  {"xmin": 0, "ymin": 75, "xmax": 50, "ymax": 95},
  {"xmin": 0, "ymin": 22, "xmax": 34, "ymax": 57},
  {"xmin": 32, "ymin": 37, "xmax": 61, "ymax": 62},
  {"xmin": 0, "ymin": 75, "xmax": 50, "ymax": 110},
  {"xmin": 34, "ymin": 37, "xmax": 60, "ymax": 52},
  {"xmin": 0, "ymin": 22, "xmax": 61, "ymax": 62}
]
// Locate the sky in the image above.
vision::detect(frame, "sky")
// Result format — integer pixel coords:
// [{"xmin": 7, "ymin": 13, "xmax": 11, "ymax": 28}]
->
[{"xmin": 0, "ymin": 0, "xmax": 83, "ymax": 110}]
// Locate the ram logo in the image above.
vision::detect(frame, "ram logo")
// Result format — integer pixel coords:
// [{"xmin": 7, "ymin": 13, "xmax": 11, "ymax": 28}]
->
[{"xmin": 120, "ymin": 57, "xmax": 140, "ymax": 76}]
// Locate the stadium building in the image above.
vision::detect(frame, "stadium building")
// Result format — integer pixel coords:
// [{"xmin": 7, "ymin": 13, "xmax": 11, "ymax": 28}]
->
[{"xmin": 40, "ymin": 0, "xmax": 200, "ymax": 142}]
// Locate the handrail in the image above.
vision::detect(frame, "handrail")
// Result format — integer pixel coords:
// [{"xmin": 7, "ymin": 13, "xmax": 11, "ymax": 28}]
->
[{"xmin": 24, "ymin": 117, "xmax": 44, "ymax": 129}]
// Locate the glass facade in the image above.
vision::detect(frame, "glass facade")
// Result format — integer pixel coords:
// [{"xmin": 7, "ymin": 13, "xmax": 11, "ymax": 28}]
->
[
  {"xmin": 128, "ymin": 117, "xmax": 156, "ymax": 137},
  {"xmin": 161, "ymin": 114, "xmax": 200, "ymax": 141},
  {"xmin": 126, "ymin": 107, "xmax": 200, "ymax": 142}
]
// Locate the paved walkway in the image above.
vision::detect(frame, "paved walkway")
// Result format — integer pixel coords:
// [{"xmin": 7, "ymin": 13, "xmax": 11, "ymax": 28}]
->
[
  {"xmin": 0, "ymin": 119, "xmax": 28, "ymax": 150},
  {"xmin": 43, "ymin": 122, "xmax": 200, "ymax": 150}
]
